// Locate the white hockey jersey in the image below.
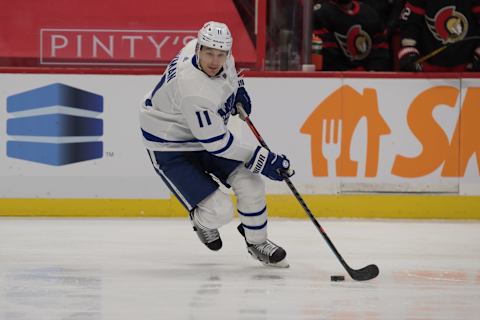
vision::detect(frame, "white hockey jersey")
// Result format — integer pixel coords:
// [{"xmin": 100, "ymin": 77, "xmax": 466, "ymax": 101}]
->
[{"xmin": 139, "ymin": 39, "xmax": 255, "ymax": 163}]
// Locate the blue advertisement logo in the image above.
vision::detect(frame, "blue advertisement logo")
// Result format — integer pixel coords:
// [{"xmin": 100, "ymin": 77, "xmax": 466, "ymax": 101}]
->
[{"xmin": 6, "ymin": 83, "xmax": 103, "ymax": 166}]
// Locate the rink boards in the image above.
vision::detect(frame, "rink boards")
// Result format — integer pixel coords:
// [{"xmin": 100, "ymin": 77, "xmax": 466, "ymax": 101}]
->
[{"xmin": 0, "ymin": 73, "xmax": 479, "ymax": 218}]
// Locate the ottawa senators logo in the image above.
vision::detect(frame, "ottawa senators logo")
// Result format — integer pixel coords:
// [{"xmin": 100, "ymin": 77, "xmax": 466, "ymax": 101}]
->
[
  {"xmin": 426, "ymin": 6, "xmax": 468, "ymax": 44},
  {"xmin": 334, "ymin": 25, "xmax": 372, "ymax": 61}
]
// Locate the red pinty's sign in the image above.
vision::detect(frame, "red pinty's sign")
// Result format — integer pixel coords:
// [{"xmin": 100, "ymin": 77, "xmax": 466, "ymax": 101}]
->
[{"xmin": 40, "ymin": 28, "xmax": 197, "ymax": 66}]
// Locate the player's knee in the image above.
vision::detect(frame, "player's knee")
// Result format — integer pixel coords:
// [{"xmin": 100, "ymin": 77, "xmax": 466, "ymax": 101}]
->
[
  {"xmin": 245, "ymin": 175, "xmax": 265, "ymax": 200},
  {"xmin": 197, "ymin": 189, "xmax": 234, "ymax": 227},
  {"xmin": 213, "ymin": 193, "xmax": 234, "ymax": 225},
  {"xmin": 230, "ymin": 170, "xmax": 265, "ymax": 204}
]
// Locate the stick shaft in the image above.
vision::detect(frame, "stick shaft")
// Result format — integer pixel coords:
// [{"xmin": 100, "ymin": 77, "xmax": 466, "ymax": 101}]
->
[
  {"xmin": 416, "ymin": 46, "xmax": 446, "ymax": 64},
  {"xmin": 416, "ymin": 36, "xmax": 480, "ymax": 64}
]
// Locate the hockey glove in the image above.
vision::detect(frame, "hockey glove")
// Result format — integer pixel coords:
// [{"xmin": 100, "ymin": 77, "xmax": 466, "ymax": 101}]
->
[
  {"xmin": 398, "ymin": 47, "xmax": 422, "ymax": 72},
  {"xmin": 232, "ymin": 79, "xmax": 252, "ymax": 116},
  {"xmin": 245, "ymin": 146, "xmax": 294, "ymax": 181}
]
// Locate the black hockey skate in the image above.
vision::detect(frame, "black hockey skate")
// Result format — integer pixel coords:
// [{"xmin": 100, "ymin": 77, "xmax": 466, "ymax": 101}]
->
[
  {"xmin": 237, "ymin": 224, "xmax": 289, "ymax": 268},
  {"xmin": 189, "ymin": 211, "xmax": 222, "ymax": 251}
]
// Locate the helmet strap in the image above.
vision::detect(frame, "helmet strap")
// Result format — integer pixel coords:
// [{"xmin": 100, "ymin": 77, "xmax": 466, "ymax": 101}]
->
[{"xmin": 195, "ymin": 44, "xmax": 203, "ymax": 72}]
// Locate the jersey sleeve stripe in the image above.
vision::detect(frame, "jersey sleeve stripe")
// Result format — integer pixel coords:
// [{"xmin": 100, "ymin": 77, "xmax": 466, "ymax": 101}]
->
[
  {"xmin": 142, "ymin": 129, "xmax": 228, "ymax": 145},
  {"xmin": 210, "ymin": 132, "xmax": 234, "ymax": 155},
  {"xmin": 142, "ymin": 129, "xmax": 199, "ymax": 143},
  {"xmin": 405, "ymin": 2, "xmax": 425, "ymax": 15},
  {"xmin": 198, "ymin": 133, "xmax": 226, "ymax": 143}
]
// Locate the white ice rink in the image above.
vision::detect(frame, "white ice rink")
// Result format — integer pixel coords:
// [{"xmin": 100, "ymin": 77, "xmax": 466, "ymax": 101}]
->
[{"xmin": 0, "ymin": 218, "xmax": 479, "ymax": 320}]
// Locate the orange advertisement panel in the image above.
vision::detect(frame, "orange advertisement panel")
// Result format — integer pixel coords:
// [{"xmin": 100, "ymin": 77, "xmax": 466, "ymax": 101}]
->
[{"xmin": 246, "ymin": 77, "xmax": 479, "ymax": 195}]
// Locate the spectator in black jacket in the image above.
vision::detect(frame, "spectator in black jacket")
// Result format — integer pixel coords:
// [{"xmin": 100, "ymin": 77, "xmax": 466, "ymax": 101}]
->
[
  {"xmin": 312, "ymin": 0, "xmax": 391, "ymax": 71},
  {"xmin": 398, "ymin": 0, "xmax": 480, "ymax": 72}
]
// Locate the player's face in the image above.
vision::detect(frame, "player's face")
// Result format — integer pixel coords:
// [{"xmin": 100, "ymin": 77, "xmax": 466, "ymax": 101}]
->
[{"xmin": 199, "ymin": 47, "xmax": 228, "ymax": 77}]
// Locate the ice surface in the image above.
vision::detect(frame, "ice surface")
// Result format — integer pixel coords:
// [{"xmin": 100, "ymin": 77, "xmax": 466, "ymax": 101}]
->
[{"xmin": 0, "ymin": 218, "xmax": 479, "ymax": 320}]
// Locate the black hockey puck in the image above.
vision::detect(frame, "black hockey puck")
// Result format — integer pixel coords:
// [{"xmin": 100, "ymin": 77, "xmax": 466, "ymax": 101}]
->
[{"xmin": 330, "ymin": 275, "xmax": 345, "ymax": 281}]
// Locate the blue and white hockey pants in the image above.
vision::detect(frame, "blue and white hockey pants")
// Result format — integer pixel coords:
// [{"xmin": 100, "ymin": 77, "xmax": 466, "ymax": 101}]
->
[{"xmin": 148, "ymin": 150, "xmax": 269, "ymax": 244}]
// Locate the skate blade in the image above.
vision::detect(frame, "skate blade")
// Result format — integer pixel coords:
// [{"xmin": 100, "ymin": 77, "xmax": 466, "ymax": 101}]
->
[{"xmin": 261, "ymin": 258, "xmax": 290, "ymax": 268}]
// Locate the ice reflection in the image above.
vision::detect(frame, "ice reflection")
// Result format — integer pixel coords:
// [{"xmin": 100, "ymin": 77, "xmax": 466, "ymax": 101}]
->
[
  {"xmin": 3, "ymin": 266, "xmax": 101, "ymax": 320},
  {"xmin": 186, "ymin": 271, "xmax": 287, "ymax": 320}
]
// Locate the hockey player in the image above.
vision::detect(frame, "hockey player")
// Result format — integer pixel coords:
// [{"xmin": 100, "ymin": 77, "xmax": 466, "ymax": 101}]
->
[
  {"xmin": 312, "ymin": 0, "xmax": 391, "ymax": 71},
  {"xmin": 398, "ymin": 0, "xmax": 480, "ymax": 72},
  {"xmin": 139, "ymin": 21, "xmax": 293, "ymax": 267}
]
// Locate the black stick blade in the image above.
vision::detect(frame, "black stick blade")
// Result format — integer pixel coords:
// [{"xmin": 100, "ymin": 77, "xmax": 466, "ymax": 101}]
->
[{"xmin": 348, "ymin": 264, "xmax": 379, "ymax": 281}]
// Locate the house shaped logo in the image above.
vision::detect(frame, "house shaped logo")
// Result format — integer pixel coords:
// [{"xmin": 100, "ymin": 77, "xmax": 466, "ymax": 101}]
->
[
  {"xmin": 301, "ymin": 85, "xmax": 390, "ymax": 177},
  {"xmin": 6, "ymin": 83, "xmax": 103, "ymax": 165}
]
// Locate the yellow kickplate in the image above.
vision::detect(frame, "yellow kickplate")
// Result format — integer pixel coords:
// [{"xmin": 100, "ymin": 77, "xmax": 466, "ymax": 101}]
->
[{"xmin": 1, "ymin": 195, "xmax": 479, "ymax": 219}]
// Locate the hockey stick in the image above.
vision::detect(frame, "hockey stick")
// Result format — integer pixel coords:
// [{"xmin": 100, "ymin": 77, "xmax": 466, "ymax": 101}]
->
[
  {"xmin": 416, "ymin": 36, "xmax": 480, "ymax": 64},
  {"xmin": 237, "ymin": 105, "xmax": 379, "ymax": 281}
]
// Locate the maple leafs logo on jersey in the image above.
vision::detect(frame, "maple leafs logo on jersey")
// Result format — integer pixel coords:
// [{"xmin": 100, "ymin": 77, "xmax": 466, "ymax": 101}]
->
[
  {"xmin": 334, "ymin": 25, "xmax": 372, "ymax": 61},
  {"xmin": 217, "ymin": 93, "xmax": 235, "ymax": 124},
  {"xmin": 426, "ymin": 6, "xmax": 468, "ymax": 44}
]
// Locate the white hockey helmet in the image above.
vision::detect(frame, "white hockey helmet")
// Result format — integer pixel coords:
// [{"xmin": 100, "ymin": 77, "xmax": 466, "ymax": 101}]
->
[{"xmin": 197, "ymin": 21, "xmax": 233, "ymax": 53}]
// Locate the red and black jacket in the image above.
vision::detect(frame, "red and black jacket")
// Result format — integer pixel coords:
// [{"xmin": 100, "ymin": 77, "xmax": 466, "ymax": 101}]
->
[
  {"xmin": 399, "ymin": 0, "xmax": 480, "ymax": 67},
  {"xmin": 313, "ymin": 0, "xmax": 391, "ymax": 71}
]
